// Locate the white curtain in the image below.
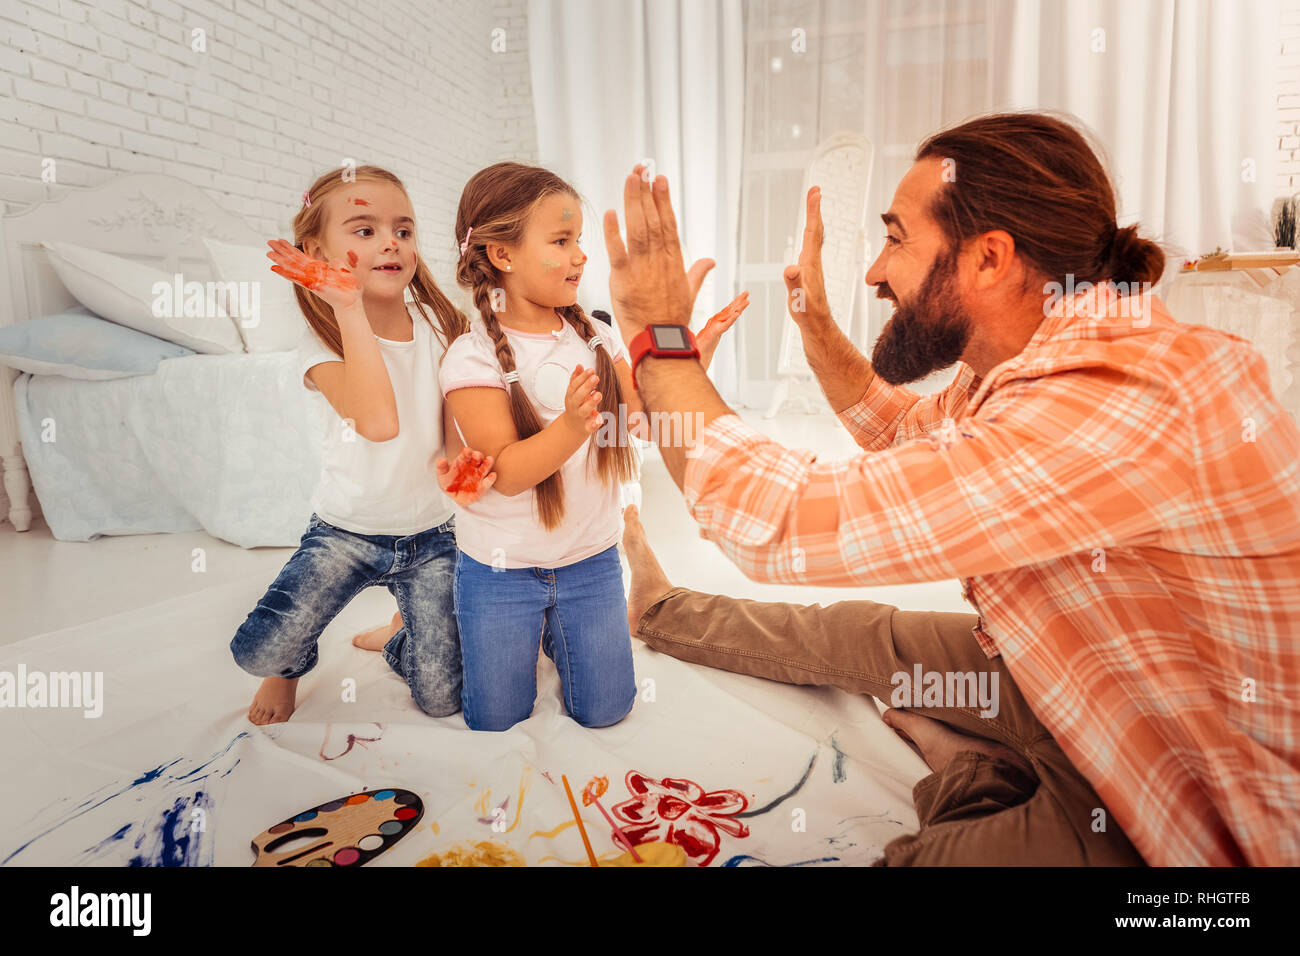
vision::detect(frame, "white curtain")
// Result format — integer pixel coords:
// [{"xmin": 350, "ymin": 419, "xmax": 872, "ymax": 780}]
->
[
  {"xmin": 527, "ymin": 0, "xmax": 746, "ymax": 402},
  {"xmin": 990, "ymin": 0, "xmax": 1280, "ymax": 269},
  {"xmin": 737, "ymin": 0, "xmax": 996, "ymax": 402}
]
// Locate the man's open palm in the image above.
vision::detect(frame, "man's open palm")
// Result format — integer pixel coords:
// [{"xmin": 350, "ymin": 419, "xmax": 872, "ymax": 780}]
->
[
  {"xmin": 783, "ymin": 186, "xmax": 832, "ymax": 327},
  {"xmin": 604, "ymin": 164, "xmax": 716, "ymax": 343}
]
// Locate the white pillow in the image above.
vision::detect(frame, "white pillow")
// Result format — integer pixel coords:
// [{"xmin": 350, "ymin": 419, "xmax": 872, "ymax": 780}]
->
[
  {"xmin": 203, "ymin": 237, "xmax": 304, "ymax": 352},
  {"xmin": 41, "ymin": 241, "xmax": 244, "ymax": 354}
]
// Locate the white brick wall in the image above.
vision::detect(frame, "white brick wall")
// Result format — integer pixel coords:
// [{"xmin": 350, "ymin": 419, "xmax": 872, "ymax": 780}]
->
[
  {"xmin": 1279, "ymin": 0, "xmax": 1300, "ymax": 195},
  {"xmin": 0, "ymin": 0, "xmax": 537, "ymax": 527},
  {"xmin": 0, "ymin": 0, "xmax": 538, "ymax": 279}
]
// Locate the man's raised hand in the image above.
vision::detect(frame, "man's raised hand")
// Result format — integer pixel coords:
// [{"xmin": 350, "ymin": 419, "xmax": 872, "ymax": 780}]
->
[
  {"xmin": 604, "ymin": 164, "xmax": 716, "ymax": 345},
  {"xmin": 782, "ymin": 186, "xmax": 832, "ymax": 328}
]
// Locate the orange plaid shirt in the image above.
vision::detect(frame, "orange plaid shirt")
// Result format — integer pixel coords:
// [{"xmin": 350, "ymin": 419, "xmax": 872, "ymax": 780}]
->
[{"xmin": 683, "ymin": 286, "xmax": 1300, "ymax": 866}]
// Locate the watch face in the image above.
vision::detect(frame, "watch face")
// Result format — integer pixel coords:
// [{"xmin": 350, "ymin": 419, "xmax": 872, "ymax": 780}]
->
[{"xmin": 651, "ymin": 325, "xmax": 688, "ymax": 350}]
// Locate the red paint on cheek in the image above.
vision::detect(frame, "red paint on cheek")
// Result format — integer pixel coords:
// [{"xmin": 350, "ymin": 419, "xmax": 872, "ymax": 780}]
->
[{"xmin": 346, "ymin": 250, "xmax": 358, "ymax": 267}]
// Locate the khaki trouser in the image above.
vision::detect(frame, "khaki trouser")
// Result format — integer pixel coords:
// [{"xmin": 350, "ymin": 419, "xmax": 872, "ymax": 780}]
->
[{"xmin": 634, "ymin": 586, "xmax": 1147, "ymax": 866}]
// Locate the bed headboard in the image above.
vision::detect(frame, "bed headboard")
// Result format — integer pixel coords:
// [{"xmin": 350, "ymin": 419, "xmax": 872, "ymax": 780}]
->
[
  {"xmin": 0, "ymin": 173, "xmax": 265, "ymax": 532},
  {"xmin": 0, "ymin": 173, "xmax": 264, "ymax": 330}
]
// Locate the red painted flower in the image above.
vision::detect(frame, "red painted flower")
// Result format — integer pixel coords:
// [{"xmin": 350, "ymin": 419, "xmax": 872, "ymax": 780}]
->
[{"xmin": 610, "ymin": 771, "xmax": 749, "ymax": 866}]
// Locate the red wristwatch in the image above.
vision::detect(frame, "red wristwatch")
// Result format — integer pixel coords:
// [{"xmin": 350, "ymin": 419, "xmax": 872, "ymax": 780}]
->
[{"xmin": 628, "ymin": 324, "xmax": 700, "ymax": 390}]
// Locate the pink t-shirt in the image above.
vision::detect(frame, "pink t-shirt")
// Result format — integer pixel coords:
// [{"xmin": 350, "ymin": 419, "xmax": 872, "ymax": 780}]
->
[{"xmin": 438, "ymin": 314, "xmax": 632, "ymax": 569}]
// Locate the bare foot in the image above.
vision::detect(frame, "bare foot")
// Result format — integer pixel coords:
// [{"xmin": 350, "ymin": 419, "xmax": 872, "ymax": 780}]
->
[
  {"xmin": 248, "ymin": 676, "xmax": 299, "ymax": 725},
  {"xmin": 621, "ymin": 504, "xmax": 676, "ymax": 636},
  {"xmin": 353, "ymin": 610, "xmax": 402, "ymax": 651},
  {"xmin": 882, "ymin": 707, "xmax": 1035, "ymax": 779}
]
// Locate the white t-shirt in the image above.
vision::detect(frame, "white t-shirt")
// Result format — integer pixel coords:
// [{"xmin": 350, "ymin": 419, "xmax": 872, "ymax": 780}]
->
[
  {"xmin": 296, "ymin": 316, "xmax": 456, "ymax": 536},
  {"xmin": 438, "ymin": 315, "xmax": 631, "ymax": 569}
]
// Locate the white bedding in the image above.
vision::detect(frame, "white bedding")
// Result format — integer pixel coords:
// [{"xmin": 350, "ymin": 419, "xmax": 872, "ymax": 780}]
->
[
  {"xmin": 14, "ymin": 351, "xmax": 324, "ymax": 547},
  {"xmin": 0, "ymin": 577, "xmax": 925, "ymax": 867}
]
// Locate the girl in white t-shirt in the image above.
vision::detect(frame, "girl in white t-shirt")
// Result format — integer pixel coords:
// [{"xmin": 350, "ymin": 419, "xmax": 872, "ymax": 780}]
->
[
  {"xmin": 230, "ymin": 165, "xmax": 495, "ymax": 725},
  {"xmin": 439, "ymin": 162, "xmax": 745, "ymax": 732}
]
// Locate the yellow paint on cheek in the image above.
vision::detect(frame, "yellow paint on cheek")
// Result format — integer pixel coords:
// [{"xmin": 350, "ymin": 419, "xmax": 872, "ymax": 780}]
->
[
  {"xmin": 541, "ymin": 258, "xmax": 561, "ymax": 269},
  {"xmin": 416, "ymin": 841, "xmax": 526, "ymax": 867}
]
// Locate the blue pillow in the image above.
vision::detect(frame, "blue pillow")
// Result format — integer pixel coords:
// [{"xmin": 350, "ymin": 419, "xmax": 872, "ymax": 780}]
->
[{"xmin": 0, "ymin": 306, "xmax": 195, "ymax": 379}]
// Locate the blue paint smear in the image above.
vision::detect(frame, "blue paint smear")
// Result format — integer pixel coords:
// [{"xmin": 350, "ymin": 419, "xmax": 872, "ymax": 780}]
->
[
  {"xmin": 128, "ymin": 791, "xmax": 213, "ymax": 867},
  {"xmin": 722, "ymin": 854, "xmax": 841, "ymax": 867},
  {"xmin": 830, "ymin": 733, "xmax": 847, "ymax": 783},
  {"xmin": 85, "ymin": 823, "xmax": 132, "ymax": 855},
  {"xmin": 2, "ymin": 732, "xmax": 246, "ymax": 866},
  {"xmin": 736, "ymin": 752, "xmax": 817, "ymax": 818}
]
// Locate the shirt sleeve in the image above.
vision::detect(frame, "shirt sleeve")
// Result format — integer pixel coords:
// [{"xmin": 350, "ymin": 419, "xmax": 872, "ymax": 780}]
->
[
  {"xmin": 296, "ymin": 326, "xmax": 341, "ymax": 392},
  {"xmin": 835, "ymin": 361, "xmax": 983, "ymax": 451},
  {"xmin": 683, "ymin": 364, "xmax": 1196, "ymax": 587},
  {"xmin": 439, "ymin": 331, "xmax": 507, "ymax": 397}
]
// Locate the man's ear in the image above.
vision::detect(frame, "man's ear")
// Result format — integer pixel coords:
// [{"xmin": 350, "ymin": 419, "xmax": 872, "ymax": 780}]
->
[{"xmin": 971, "ymin": 229, "xmax": 1016, "ymax": 291}]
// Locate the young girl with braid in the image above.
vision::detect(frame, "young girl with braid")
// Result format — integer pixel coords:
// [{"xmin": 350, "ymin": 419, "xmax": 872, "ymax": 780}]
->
[{"xmin": 439, "ymin": 162, "xmax": 745, "ymax": 732}]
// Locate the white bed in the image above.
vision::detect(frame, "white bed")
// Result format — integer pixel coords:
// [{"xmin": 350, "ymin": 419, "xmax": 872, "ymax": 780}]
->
[{"xmin": 0, "ymin": 175, "xmax": 323, "ymax": 546}]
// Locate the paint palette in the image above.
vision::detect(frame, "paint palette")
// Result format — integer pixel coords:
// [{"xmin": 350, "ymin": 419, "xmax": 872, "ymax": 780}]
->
[{"xmin": 251, "ymin": 789, "xmax": 423, "ymax": 867}]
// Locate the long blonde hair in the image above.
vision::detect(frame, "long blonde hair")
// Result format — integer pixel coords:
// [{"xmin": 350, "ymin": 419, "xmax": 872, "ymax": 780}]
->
[
  {"xmin": 290, "ymin": 165, "xmax": 468, "ymax": 356},
  {"xmin": 454, "ymin": 162, "xmax": 637, "ymax": 531}
]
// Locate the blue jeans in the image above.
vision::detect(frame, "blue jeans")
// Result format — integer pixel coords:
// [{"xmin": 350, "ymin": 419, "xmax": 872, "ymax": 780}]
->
[
  {"xmin": 455, "ymin": 544, "xmax": 636, "ymax": 731},
  {"xmin": 230, "ymin": 513, "xmax": 461, "ymax": 717}
]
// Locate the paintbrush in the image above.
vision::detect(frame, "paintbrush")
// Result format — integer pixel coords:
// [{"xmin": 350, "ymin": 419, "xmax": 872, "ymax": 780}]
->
[
  {"xmin": 561, "ymin": 774, "xmax": 599, "ymax": 867},
  {"xmin": 583, "ymin": 781, "xmax": 643, "ymax": 863}
]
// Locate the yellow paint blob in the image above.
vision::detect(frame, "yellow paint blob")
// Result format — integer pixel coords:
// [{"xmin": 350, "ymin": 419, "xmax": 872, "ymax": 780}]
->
[
  {"xmin": 430, "ymin": 822, "xmax": 440, "ymax": 835},
  {"xmin": 603, "ymin": 840, "xmax": 688, "ymax": 867},
  {"xmin": 536, "ymin": 849, "xmax": 623, "ymax": 866},
  {"xmin": 416, "ymin": 841, "xmax": 526, "ymax": 867}
]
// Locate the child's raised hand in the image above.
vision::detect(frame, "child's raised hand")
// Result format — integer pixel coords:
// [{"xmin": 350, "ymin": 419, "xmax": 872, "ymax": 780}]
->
[
  {"xmin": 697, "ymin": 291, "xmax": 750, "ymax": 373},
  {"xmin": 266, "ymin": 239, "xmax": 363, "ymax": 312},
  {"xmin": 563, "ymin": 363, "xmax": 603, "ymax": 435},
  {"xmin": 435, "ymin": 447, "xmax": 497, "ymax": 505}
]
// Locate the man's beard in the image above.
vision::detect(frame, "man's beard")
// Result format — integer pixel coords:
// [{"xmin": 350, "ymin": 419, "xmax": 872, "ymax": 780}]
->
[{"xmin": 870, "ymin": 247, "xmax": 972, "ymax": 386}]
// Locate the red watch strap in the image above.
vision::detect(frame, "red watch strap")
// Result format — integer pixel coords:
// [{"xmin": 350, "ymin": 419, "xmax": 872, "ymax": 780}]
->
[{"xmin": 629, "ymin": 325, "xmax": 699, "ymax": 390}]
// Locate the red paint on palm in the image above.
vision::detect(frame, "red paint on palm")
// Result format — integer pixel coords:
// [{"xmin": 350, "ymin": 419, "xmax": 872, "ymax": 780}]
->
[
  {"xmin": 445, "ymin": 458, "xmax": 483, "ymax": 496},
  {"xmin": 272, "ymin": 258, "xmax": 360, "ymax": 293}
]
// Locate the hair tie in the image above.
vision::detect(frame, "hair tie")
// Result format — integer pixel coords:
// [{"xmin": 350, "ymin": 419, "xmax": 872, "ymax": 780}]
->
[
  {"xmin": 587, "ymin": 335, "xmax": 604, "ymax": 352},
  {"xmin": 504, "ymin": 369, "xmax": 520, "ymax": 384},
  {"xmin": 459, "ymin": 226, "xmax": 474, "ymax": 256},
  {"xmin": 301, "ymin": 189, "xmax": 311, "ymax": 208}
]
